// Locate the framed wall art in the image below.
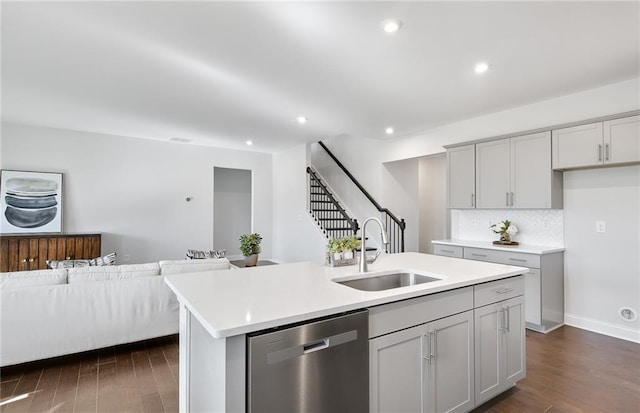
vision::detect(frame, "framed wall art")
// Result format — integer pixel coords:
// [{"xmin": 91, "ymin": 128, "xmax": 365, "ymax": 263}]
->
[{"xmin": 0, "ymin": 170, "xmax": 63, "ymax": 234}]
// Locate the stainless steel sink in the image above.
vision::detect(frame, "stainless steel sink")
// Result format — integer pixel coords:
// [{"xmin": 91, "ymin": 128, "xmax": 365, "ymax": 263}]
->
[{"xmin": 335, "ymin": 272, "xmax": 441, "ymax": 291}]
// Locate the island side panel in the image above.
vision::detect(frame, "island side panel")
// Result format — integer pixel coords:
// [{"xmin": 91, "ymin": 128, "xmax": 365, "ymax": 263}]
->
[{"xmin": 180, "ymin": 304, "xmax": 246, "ymax": 413}]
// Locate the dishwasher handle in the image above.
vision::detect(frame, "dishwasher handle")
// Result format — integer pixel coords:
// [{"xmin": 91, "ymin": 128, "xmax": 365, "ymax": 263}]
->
[
  {"xmin": 267, "ymin": 329, "xmax": 358, "ymax": 364},
  {"xmin": 303, "ymin": 339, "xmax": 329, "ymax": 354}
]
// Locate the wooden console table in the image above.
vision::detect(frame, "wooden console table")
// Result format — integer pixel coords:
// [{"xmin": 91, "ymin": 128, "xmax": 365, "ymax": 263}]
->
[{"xmin": 0, "ymin": 233, "xmax": 102, "ymax": 272}]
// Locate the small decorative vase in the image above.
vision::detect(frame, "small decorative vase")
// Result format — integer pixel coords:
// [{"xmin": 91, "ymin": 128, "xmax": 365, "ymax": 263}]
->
[
  {"xmin": 500, "ymin": 233, "xmax": 511, "ymax": 244},
  {"xmin": 245, "ymin": 254, "xmax": 259, "ymax": 267},
  {"xmin": 342, "ymin": 250, "xmax": 354, "ymax": 260}
]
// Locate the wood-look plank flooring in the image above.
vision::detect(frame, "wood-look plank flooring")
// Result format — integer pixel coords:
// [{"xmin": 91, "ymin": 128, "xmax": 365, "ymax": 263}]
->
[
  {"xmin": 0, "ymin": 336, "xmax": 178, "ymax": 413},
  {"xmin": 1, "ymin": 327, "xmax": 638, "ymax": 412}
]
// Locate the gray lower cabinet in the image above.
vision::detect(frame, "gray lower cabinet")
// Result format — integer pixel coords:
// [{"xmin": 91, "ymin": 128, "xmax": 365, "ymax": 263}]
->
[
  {"xmin": 434, "ymin": 243, "xmax": 564, "ymax": 333},
  {"xmin": 369, "ymin": 311, "xmax": 474, "ymax": 413},
  {"xmin": 474, "ymin": 296, "xmax": 526, "ymax": 406}
]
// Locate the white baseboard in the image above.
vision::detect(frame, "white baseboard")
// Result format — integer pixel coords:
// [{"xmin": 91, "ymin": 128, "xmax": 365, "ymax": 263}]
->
[{"xmin": 564, "ymin": 313, "xmax": 640, "ymax": 343}]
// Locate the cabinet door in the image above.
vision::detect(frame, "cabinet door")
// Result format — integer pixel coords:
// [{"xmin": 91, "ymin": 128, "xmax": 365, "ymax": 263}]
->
[
  {"xmin": 428, "ymin": 311, "xmax": 474, "ymax": 413},
  {"xmin": 476, "ymin": 139, "xmax": 510, "ymax": 208},
  {"xmin": 370, "ymin": 324, "xmax": 426, "ymax": 413},
  {"xmin": 524, "ymin": 269, "xmax": 542, "ymax": 326},
  {"xmin": 552, "ymin": 122, "xmax": 603, "ymax": 169},
  {"xmin": 510, "ymin": 132, "xmax": 552, "ymax": 208},
  {"xmin": 604, "ymin": 115, "xmax": 640, "ymax": 165},
  {"xmin": 474, "ymin": 302, "xmax": 502, "ymax": 405},
  {"xmin": 447, "ymin": 145, "xmax": 476, "ymax": 209},
  {"xmin": 503, "ymin": 296, "xmax": 526, "ymax": 386},
  {"xmin": 0, "ymin": 238, "xmax": 10, "ymax": 272}
]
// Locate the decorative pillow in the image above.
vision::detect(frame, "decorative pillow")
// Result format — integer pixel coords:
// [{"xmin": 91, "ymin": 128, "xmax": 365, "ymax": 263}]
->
[
  {"xmin": 46, "ymin": 259, "xmax": 91, "ymax": 269},
  {"xmin": 186, "ymin": 249, "xmax": 226, "ymax": 259},
  {"xmin": 46, "ymin": 252, "xmax": 116, "ymax": 269},
  {"xmin": 89, "ymin": 252, "xmax": 117, "ymax": 266}
]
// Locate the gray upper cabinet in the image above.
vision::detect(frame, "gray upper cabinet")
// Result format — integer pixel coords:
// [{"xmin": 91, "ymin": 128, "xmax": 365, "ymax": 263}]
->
[
  {"xmin": 447, "ymin": 144, "xmax": 475, "ymax": 209},
  {"xmin": 552, "ymin": 115, "xmax": 640, "ymax": 170},
  {"xmin": 604, "ymin": 115, "xmax": 640, "ymax": 165},
  {"xmin": 476, "ymin": 132, "xmax": 562, "ymax": 209}
]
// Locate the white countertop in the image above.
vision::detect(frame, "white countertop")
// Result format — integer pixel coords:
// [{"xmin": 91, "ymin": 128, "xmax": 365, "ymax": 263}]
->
[
  {"xmin": 165, "ymin": 252, "xmax": 527, "ymax": 340},
  {"xmin": 432, "ymin": 239, "xmax": 565, "ymax": 254}
]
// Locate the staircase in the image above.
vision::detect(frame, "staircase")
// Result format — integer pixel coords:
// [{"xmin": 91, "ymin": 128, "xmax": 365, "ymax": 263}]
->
[
  {"xmin": 307, "ymin": 167, "xmax": 359, "ymax": 239},
  {"xmin": 308, "ymin": 142, "xmax": 406, "ymax": 253}
]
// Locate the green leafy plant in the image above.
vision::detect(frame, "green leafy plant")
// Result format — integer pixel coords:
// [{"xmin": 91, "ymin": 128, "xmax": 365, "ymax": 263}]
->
[
  {"xmin": 327, "ymin": 235, "xmax": 361, "ymax": 253},
  {"xmin": 239, "ymin": 233, "xmax": 262, "ymax": 256}
]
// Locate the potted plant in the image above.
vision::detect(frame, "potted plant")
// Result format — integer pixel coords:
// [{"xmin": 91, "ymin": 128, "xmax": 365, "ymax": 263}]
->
[
  {"xmin": 490, "ymin": 220, "xmax": 519, "ymax": 245},
  {"xmin": 327, "ymin": 235, "xmax": 361, "ymax": 262},
  {"xmin": 239, "ymin": 233, "xmax": 262, "ymax": 266}
]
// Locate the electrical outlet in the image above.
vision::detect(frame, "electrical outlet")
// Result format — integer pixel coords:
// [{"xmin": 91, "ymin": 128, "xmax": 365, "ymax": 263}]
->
[
  {"xmin": 123, "ymin": 254, "xmax": 131, "ymax": 262},
  {"xmin": 595, "ymin": 221, "xmax": 606, "ymax": 233}
]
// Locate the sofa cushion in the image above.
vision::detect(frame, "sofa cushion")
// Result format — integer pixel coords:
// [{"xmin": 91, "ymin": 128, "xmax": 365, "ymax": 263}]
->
[
  {"xmin": 68, "ymin": 262, "xmax": 160, "ymax": 283},
  {"xmin": 119, "ymin": 263, "xmax": 160, "ymax": 279},
  {"xmin": 159, "ymin": 258, "xmax": 230, "ymax": 275},
  {"xmin": 68, "ymin": 266, "xmax": 120, "ymax": 283},
  {"xmin": 0, "ymin": 269, "xmax": 68, "ymax": 289}
]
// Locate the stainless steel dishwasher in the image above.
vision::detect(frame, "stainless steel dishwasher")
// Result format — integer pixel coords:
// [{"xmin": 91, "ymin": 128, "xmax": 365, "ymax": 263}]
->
[{"xmin": 247, "ymin": 309, "xmax": 369, "ymax": 413}]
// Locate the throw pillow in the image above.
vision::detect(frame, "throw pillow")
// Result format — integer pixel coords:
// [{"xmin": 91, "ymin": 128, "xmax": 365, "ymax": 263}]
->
[
  {"xmin": 186, "ymin": 249, "xmax": 226, "ymax": 259},
  {"xmin": 89, "ymin": 252, "xmax": 117, "ymax": 266},
  {"xmin": 46, "ymin": 259, "xmax": 91, "ymax": 269}
]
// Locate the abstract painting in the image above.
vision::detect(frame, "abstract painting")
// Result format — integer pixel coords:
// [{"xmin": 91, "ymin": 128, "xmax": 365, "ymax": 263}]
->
[{"xmin": 0, "ymin": 170, "xmax": 63, "ymax": 233}]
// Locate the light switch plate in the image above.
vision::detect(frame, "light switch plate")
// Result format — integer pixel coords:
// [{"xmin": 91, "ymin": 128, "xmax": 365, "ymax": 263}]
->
[{"xmin": 596, "ymin": 221, "xmax": 606, "ymax": 233}]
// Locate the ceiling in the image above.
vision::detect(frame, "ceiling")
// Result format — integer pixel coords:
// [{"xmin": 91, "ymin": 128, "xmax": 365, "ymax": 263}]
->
[{"xmin": 2, "ymin": 1, "xmax": 639, "ymax": 153}]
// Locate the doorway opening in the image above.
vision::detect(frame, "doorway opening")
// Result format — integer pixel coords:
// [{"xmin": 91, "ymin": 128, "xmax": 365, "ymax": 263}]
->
[{"xmin": 213, "ymin": 167, "xmax": 251, "ymax": 259}]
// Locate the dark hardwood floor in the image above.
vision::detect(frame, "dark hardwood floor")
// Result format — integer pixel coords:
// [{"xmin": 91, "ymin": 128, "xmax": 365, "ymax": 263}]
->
[
  {"xmin": 0, "ymin": 336, "xmax": 179, "ymax": 413},
  {"xmin": 1, "ymin": 327, "xmax": 638, "ymax": 412}
]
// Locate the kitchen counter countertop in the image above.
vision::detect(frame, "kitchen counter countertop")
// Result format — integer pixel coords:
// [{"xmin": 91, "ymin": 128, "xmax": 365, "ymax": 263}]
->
[
  {"xmin": 432, "ymin": 239, "xmax": 565, "ymax": 254},
  {"xmin": 165, "ymin": 252, "xmax": 527, "ymax": 339}
]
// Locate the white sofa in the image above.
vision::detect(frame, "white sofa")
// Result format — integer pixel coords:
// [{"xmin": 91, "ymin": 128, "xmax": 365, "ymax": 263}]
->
[{"xmin": 0, "ymin": 258, "xmax": 230, "ymax": 367}]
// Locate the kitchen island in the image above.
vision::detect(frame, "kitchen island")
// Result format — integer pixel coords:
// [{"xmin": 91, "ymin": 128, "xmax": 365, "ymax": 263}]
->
[{"xmin": 165, "ymin": 252, "xmax": 528, "ymax": 412}]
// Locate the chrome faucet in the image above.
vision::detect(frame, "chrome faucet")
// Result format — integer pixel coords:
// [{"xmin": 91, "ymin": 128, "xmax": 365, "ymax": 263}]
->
[{"xmin": 359, "ymin": 217, "xmax": 390, "ymax": 273}]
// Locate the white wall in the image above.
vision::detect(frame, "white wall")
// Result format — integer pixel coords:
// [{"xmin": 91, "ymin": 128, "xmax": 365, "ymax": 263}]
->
[
  {"xmin": 0, "ymin": 123, "xmax": 273, "ymax": 264},
  {"xmin": 382, "ymin": 158, "xmax": 419, "ymax": 252},
  {"xmin": 563, "ymin": 165, "xmax": 640, "ymax": 342},
  {"xmin": 320, "ymin": 78, "xmax": 639, "ymax": 341},
  {"xmin": 213, "ymin": 167, "xmax": 251, "ymax": 258},
  {"xmin": 272, "ymin": 144, "xmax": 327, "ymax": 264},
  {"xmin": 418, "ymin": 154, "xmax": 448, "ymax": 254}
]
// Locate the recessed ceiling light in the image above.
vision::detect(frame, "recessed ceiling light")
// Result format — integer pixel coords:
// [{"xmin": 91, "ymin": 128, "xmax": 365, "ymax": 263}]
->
[
  {"xmin": 246, "ymin": 140, "xmax": 253, "ymax": 146},
  {"xmin": 381, "ymin": 19, "xmax": 403, "ymax": 34},
  {"xmin": 475, "ymin": 62, "xmax": 489, "ymax": 74},
  {"xmin": 296, "ymin": 116, "xmax": 308, "ymax": 124},
  {"xmin": 385, "ymin": 127, "xmax": 394, "ymax": 135}
]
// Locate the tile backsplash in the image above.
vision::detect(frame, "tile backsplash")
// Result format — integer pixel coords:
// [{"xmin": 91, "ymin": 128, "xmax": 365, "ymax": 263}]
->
[{"xmin": 451, "ymin": 209, "xmax": 564, "ymax": 247}]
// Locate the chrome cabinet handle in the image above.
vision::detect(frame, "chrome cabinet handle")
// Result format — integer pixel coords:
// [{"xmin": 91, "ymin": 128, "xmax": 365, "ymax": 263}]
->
[
  {"xmin": 506, "ymin": 192, "xmax": 509, "ymax": 207},
  {"xmin": 510, "ymin": 192, "xmax": 514, "ymax": 207},
  {"xmin": 441, "ymin": 249, "xmax": 455, "ymax": 253},
  {"xmin": 430, "ymin": 331, "xmax": 436, "ymax": 361},
  {"xmin": 472, "ymin": 253, "xmax": 487, "ymax": 258},
  {"xmin": 508, "ymin": 258, "xmax": 527, "ymax": 263},
  {"xmin": 471, "ymin": 193, "xmax": 475, "ymax": 207},
  {"xmin": 506, "ymin": 307, "xmax": 511, "ymax": 333},
  {"xmin": 598, "ymin": 144, "xmax": 603, "ymax": 161},
  {"xmin": 422, "ymin": 333, "xmax": 431, "ymax": 362},
  {"xmin": 21, "ymin": 258, "xmax": 27, "ymax": 263},
  {"xmin": 29, "ymin": 258, "xmax": 35, "ymax": 262},
  {"xmin": 496, "ymin": 287, "xmax": 514, "ymax": 294},
  {"xmin": 605, "ymin": 143, "xmax": 610, "ymax": 161}
]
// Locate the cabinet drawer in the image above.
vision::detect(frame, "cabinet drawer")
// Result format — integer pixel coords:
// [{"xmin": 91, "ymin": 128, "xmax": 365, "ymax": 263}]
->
[
  {"xmin": 463, "ymin": 247, "xmax": 540, "ymax": 269},
  {"xmin": 368, "ymin": 287, "xmax": 473, "ymax": 338},
  {"xmin": 474, "ymin": 275, "xmax": 524, "ymax": 307},
  {"xmin": 433, "ymin": 244, "xmax": 463, "ymax": 258}
]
